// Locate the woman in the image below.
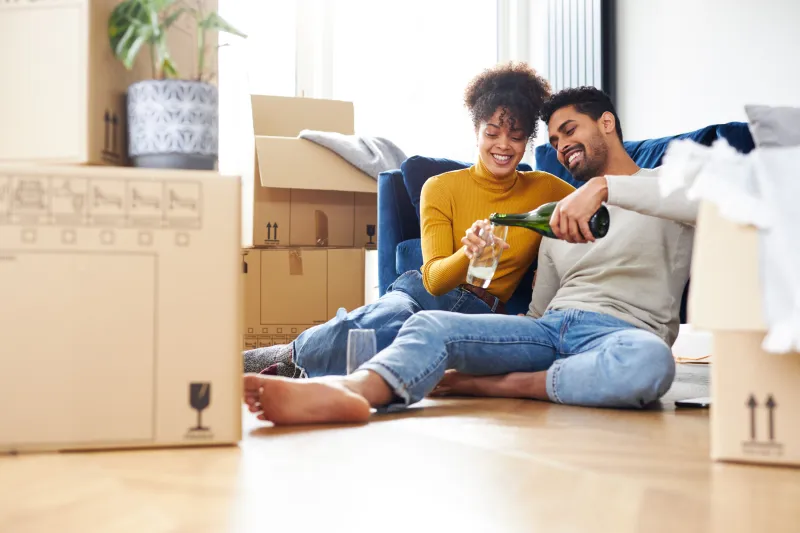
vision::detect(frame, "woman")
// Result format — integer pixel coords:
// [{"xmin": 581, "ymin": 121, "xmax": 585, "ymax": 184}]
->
[{"xmin": 244, "ymin": 62, "xmax": 574, "ymax": 378}]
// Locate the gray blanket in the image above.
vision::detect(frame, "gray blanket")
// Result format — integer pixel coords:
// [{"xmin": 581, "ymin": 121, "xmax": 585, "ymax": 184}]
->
[{"xmin": 298, "ymin": 129, "xmax": 407, "ymax": 179}]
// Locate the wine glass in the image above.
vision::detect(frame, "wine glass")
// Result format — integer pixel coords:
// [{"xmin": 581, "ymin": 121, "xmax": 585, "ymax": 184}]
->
[
  {"xmin": 189, "ymin": 382, "xmax": 211, "ymax": 431},
  {"xmin": 466, "ymin": 224, "xmax": 508, "ymax": 288},
  {"xmin": 366, "ymin": 224, "xmax": 376, "ymax": 246},
  {"xmin": 347, "ymin": 329, "xmax": 377, "ymax": 374}
]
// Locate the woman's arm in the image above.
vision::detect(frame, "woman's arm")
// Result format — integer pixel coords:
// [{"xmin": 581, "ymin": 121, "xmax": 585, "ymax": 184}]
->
[{"xmin": 419, "ymin": 177, "xmax": 471, "ymax": 296}]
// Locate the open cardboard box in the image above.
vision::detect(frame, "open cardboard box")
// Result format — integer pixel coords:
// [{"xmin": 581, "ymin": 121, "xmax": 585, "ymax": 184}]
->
[
  {"xmin": 244, "ymin": 95, "xmax": 378, "ymax": 249},
  {"xmin": 689, "ymin": 201, "xmax": 799, "ymax": 467},
  {"xmin": 0, "ymin": 0, "xmax": 216, "ymax": 166},
  {"xmin": 241, "ymin": 246, "xmax": 366, "ymax": 350},
  {"xmin": 0, "ymin": 164, "xmax": 242, "ymax": 453}
]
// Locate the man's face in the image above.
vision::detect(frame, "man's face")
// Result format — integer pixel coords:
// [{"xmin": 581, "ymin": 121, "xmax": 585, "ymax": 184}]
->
[
  {"xmin": 476, "ymin": 107, "xmax": 528, "ymax": 179},
  {"xmin": 547, "ymin": 105, "xmax": 610, "ymax": 181}
]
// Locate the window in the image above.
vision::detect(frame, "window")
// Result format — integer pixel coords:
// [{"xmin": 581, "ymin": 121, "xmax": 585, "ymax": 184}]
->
[
  {"xmin": 218, "ymin": 0, "xmax": 502, "ymax": 169},
  {"xmin": 328, "ymin": 0, "xmax": 499, "ymax": 162},
  {"xmin": 217, "ymin": 0, "xmax": 297, "ymax": 175}
]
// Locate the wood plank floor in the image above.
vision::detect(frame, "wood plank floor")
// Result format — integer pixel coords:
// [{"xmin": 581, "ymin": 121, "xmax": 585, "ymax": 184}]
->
[{"xmin": 1, "ymin": 382, "xmax": 799, "ymax": 533}]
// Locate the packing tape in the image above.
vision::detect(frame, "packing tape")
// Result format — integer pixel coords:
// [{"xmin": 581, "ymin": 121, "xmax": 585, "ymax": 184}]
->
[{"xmin": 289, "ymin": 249, "xmax": 303, "ymax": 276}]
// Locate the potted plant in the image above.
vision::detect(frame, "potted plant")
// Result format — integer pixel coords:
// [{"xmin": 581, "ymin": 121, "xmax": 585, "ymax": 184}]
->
[{"xmin": 109, "ymin": 0, "xmax": 246, "ymax": 170}]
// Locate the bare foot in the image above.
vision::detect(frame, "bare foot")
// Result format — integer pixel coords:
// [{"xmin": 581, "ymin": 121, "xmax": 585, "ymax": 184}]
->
[
  {"xmin": 243, "ymin": 374, "xmax": 371, "ymax": 425},
  {"xmin": 429, "ymin": 370, "xmax": 482, "ymax": 397}
]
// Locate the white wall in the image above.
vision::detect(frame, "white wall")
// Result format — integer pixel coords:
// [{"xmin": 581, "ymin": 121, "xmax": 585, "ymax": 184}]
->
[{"xmin": 616, "ymin": 0, "xmax": 800, "ymax": 140}]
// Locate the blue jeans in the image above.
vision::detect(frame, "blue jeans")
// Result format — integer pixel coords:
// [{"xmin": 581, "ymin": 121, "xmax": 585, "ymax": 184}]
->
[
  {"xmin": 359, "ymin": 308, "xmax": 676, "ymax": 409},
  {"xmin": 293, "ymin": 270, "xmax": 499, "ymax": 377}
]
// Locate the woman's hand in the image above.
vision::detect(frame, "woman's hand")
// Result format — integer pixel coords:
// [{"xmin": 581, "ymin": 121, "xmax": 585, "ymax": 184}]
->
[{"xmin": 461, "ymin": 219, "xmax": 510, "ymax": 260}]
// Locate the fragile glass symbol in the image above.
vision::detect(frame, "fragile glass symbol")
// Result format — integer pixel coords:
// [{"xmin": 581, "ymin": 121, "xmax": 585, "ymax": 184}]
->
[
  {"xmin": 53, "ymin": 181, "xmax": 84, "ymax": 213},
  {"xmin": 189, "ymin": 382, "xmax": 211, "ymax": 431}
]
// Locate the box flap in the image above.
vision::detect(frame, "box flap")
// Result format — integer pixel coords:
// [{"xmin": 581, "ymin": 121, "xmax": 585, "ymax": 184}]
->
[
  {"xmin": 254, "ymin": 137, "xmax": 377, "ymax": 194},
  {"xmin": 688, "ymin": 201, "xmax": 767, "ymax": 331},
  {"xmin": 250, "ymin": 95, "xmax": 354, "ymax": 137}
]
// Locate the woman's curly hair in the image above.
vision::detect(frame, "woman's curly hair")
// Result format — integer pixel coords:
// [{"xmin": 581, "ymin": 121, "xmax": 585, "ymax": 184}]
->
[{"xmin": 463, "ymin": 62, "xmax": 551, "ymax": 143}]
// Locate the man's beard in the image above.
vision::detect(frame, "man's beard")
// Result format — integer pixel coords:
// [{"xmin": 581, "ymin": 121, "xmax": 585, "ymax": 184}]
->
[{"xmin": 569, "ymin": 137, "xmax": 609, "ymax": 182}]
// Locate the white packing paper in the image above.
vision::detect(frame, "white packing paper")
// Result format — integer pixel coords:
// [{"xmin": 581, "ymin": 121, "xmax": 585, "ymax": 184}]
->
[{"xmin": 658, "ymin": 139, "xmax": 800, "ymax": 353}]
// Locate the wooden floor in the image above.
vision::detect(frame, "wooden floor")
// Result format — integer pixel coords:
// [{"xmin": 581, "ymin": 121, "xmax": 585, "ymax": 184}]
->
[{"xmin": 2, "ymin": 381, "xmax": 799, "ymax": 532}]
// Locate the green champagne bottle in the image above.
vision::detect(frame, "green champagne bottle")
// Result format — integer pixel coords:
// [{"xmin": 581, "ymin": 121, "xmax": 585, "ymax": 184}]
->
[{"xmin": 489, "ymin": 202, "xmax": 610, "ymax": 239}]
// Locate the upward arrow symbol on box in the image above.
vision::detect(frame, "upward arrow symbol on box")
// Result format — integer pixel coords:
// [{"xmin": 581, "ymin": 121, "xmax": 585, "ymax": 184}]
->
[
  {"xmin": 747, "ymin": 394, "xmax": 758, "ymax": 441},
  {"xmin": 766, "ymin": 394, "xmax": 777, "ymax": 442}
]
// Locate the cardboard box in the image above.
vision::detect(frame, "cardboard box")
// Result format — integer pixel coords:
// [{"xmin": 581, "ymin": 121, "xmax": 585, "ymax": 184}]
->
[
  {"xmin": 0, "ymin": 0, "xmax": 217, "ymax": 165},
  {"xmin": 245, "ymin": 95, "xmax": 378, "ymax": 249},
  {"xmin": 690, "ymin": 201, "xmax": 799, "ymax": 466},
  {"xmin": 241, "ymin": 247, "xmax": 365, "ymax": 349},
  {"xmin": 0, "ymin": 164, "xmax": 242, "ymax": 453}
]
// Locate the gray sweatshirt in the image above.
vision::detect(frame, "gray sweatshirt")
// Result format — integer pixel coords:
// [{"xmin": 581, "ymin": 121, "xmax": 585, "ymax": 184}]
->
[{"xmin": 527, "ymin": 167, "xmax": 697, "ymax": 346}]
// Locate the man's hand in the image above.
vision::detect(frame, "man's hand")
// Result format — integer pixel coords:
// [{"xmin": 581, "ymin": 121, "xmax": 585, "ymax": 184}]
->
[
  {"xmin": 430, "ymin": 370, "xmax": 482, "ymax": 397},
  {"xmin": 549, "ymin": 176, "xmax": 609, "ymax": 243},
  {"xmin": 461, "ymin": 219, "xmax": 510, "ymax": 260},
  {"xmin": 430, "ymin": 369, "xmax": 549, "ymax": 401}
]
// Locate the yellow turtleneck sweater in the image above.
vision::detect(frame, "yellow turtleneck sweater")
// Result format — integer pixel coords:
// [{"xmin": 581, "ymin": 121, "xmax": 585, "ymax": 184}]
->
[{"xmin": 419, "ymin": 158, "xmax": 575, "ymax": 302}]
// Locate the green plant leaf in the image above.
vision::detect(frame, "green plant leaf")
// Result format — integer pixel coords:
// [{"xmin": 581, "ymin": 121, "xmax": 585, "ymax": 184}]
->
[
  {"xmin": 199, "ymin": 12, "xmax": 247, "ymax": 38},
  {"xmin": 155, "ymin": 33, "xmax": 179, "ymax": 78},
  {"xmin": 161, "ymin": 56, "xmax": 179, "ymax": 78},
  {"xmin": 163, "ymin": 7, "xmax": 187, "ymax": 29},
  {"xmin": 109, "ymin": 1, "xmax": 155, "ymax": 70}
]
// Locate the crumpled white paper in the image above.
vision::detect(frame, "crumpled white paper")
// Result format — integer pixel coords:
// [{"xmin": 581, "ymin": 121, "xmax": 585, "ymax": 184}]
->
[{"xmin": 658, "ymin": 138, "xmax": 800, "ymax": 354}]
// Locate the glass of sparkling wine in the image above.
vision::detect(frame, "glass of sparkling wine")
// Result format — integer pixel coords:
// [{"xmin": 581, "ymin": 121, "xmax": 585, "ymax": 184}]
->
[
  {"xmin": 466, "ymin": 223, "xmax": 508, "ymax": 288},
  {"xmin": 347, "ymin": 329, "xmax": 377, "ymax": 374}
]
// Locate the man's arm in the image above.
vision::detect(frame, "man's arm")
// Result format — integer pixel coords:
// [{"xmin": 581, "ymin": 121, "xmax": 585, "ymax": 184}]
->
[
  {"xmin": 605, "ymin": 172, "xmax": 698, "ymax": 225},
  {"xmin": 549, "ymin": 170, "xmax": 697, "ymax": 243}
]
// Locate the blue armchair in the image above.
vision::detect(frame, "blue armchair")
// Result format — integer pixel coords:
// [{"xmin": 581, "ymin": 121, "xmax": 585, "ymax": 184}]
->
[{"xmin": 377, "ymin": 122, "xmax": 755, "ymax": 321}]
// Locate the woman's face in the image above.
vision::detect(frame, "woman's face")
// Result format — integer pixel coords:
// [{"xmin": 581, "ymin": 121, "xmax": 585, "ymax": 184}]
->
[{"xmin": 476, "ymin": 107, "xmax": 528, "ymax": 178}]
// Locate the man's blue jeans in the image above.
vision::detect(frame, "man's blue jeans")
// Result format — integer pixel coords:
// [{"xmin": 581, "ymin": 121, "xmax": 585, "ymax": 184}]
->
[
  {"xmin": 293, "ymin": 270, "xmax": 499, "ymax": 377},
  {"xmin": 359, "ymin": 308, "xmax": 676, "ymax": 409}
]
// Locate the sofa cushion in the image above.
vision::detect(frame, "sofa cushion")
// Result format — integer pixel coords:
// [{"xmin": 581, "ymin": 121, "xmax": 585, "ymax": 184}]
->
[
  {"xmin": 745, "ymin": 105, "xmax": 800, "ymax": 147},
  {"xmin": 401, "ymin": 155, "xmax": 533, "ymax": 221},
  {"xmin": 396, "ymin": 238, "xmax": 424, "ymax": 276},
  {"xmin": 534, "ymin": 122, "xmax": 755, "ymax": 185}
]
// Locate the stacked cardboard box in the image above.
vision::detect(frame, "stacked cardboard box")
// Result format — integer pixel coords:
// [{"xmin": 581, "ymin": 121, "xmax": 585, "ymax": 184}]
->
[
  {"xmin": 241, "ymin": 95, "xmax": 378, "ymax": 350},
  {"xmin": 0, "ymin": 0, "xmax": 243, "ymax": 452},
  {"xmin": 690, "ymin": 201, "xmax": 799, "ymax": 467},
  {"xmin": 1, "ymin": 0, "xmax": 218, "ymax": 166}
]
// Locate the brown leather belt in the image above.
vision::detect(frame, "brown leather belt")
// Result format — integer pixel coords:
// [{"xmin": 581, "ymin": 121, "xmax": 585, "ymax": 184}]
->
[{"xmin": 460, "ymin": 284, "xmax": 507, "ymax": 314}]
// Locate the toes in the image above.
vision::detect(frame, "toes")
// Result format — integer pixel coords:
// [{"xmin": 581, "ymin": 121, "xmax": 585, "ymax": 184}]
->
[{"xmin": 243, "ymin": 374, "xmax": 266, "ymax": 393}]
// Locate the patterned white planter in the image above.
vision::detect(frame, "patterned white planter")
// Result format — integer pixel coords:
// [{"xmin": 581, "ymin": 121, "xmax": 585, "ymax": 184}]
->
[{"xmin": 127, "ymin": 80, "xmax": 218, "ymax": 170}]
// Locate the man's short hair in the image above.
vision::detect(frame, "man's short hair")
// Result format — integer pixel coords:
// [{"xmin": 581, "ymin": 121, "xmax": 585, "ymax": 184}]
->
[{"xmin": 541, "ymin": 86, "xmax": 623, "ymax": 142}]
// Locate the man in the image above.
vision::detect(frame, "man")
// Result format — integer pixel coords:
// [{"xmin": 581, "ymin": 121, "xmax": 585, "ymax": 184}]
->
[{"xmin": 243, "ymin": 87, "xmax": 695, "ymax": 425}]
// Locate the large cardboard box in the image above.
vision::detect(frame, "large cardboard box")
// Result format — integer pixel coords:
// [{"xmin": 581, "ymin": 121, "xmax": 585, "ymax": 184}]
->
[
  {"xmin": 0, "ymin": 164, "xmax": 242, "ymax": 453},
  {"xmin": 241, "ymin": 247, "xmax": 365, "ymax": 350},
  {"xmin": 690, "ymin": 201, "xmax": 799, "ymax": 466},
  {"xmin": 0, "ymin": 0, "xmax": 216, "ymax": 166},
  {"xmin": 244, "ymin": 95, "xmax": 378, "ymax": 249}
]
